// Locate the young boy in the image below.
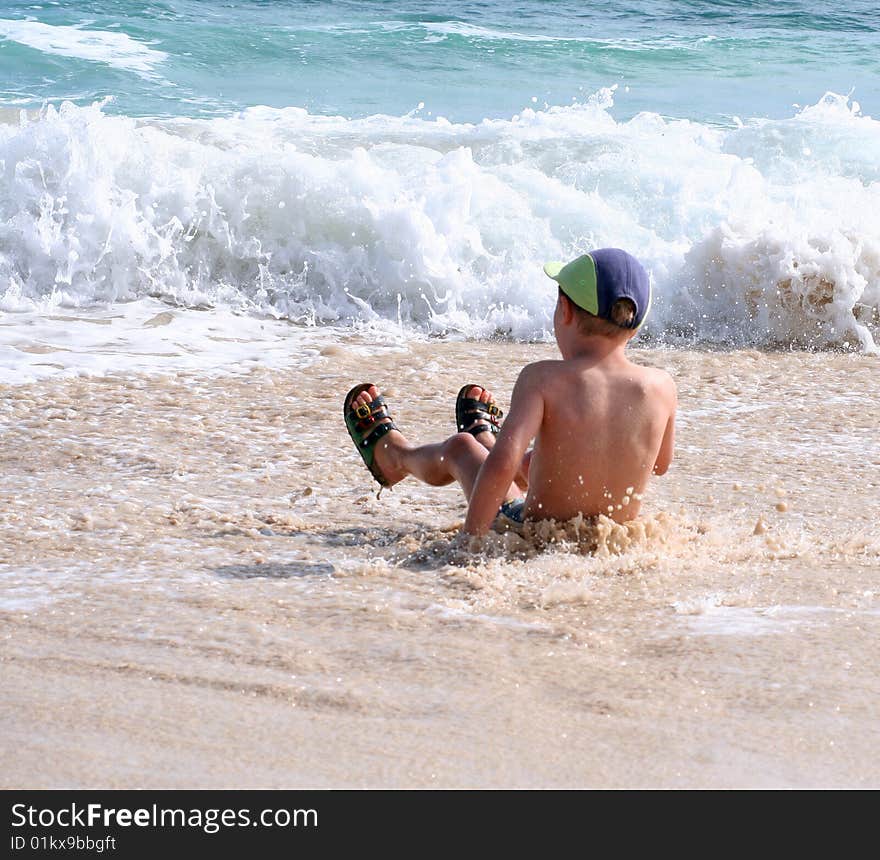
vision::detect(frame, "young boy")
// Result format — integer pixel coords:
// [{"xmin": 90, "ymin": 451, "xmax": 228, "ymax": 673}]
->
[{"xmin": 344, "ymin": 248, "xmax": 676, "ymax": 536}]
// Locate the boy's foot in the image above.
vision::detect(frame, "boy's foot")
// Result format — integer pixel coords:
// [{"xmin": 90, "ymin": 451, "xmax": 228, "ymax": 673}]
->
[
  {"xmin": 456, "ymin": 384, "xmax": 503, "ymax": 439},
  {"xmin": 344, "ymin": 384, "xmax": 410, "ymax": 487}
]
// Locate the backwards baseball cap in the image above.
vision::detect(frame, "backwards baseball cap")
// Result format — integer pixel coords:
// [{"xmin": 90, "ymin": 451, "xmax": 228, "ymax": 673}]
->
[{"xmin": 543, "ymin": 248, "xmax": 651, "ymax": 329}]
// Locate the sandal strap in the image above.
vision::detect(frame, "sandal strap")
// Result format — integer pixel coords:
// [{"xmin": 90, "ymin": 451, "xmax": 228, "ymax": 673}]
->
[
  {"xmin": 459, "ymin": 397, "xmax": 503, "ymax": 419},
  {"xmin": 351, "ymin": 394, "xmax": 388, "ymax": 418},
  {"xmin": 358, "ymin": 419, "xmax": 395, "ymax": 448},
  {"xmin": 457, "ymin": 396, "xmax": 503, "ymax": 433},
  {"xmin": 351, "ymin": 395, "xmax": 391, "ymax": 430}
]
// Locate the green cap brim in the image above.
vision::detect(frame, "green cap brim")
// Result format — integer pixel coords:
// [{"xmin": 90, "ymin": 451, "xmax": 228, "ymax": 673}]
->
[
  {"xmin": 543, "ymin": 255, "xmax": 599, "ymax": 316},
  {"xmin": 543, "ymin": 261, "xmax": 564, "ymax": 279}
]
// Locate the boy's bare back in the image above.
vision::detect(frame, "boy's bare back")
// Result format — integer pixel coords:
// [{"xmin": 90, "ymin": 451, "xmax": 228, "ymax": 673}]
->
[{"xmin": 512, "ymin": 353, "xmax": 676, "ymax": 524}]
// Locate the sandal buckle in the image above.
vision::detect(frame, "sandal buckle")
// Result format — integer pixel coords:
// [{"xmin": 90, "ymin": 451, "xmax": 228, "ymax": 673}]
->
[{"xmin": 355, "ymin": 403, "xmax": 372, "ymax": 419}]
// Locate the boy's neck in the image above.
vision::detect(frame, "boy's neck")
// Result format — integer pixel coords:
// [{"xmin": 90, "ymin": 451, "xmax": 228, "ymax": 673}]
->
[{"xmin": 559, "ymin": 333, "xmax": 629, "ymax": 363}]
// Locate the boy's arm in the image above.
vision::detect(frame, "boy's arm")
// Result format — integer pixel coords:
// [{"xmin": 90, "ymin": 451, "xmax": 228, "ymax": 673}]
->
[
  {"xmin": 652, "ymin": 376, "xmax": 677, "ymax": 476},
  {"xmin": 464, "ymin": 366, "xmax": 544, "ymax": 535}
]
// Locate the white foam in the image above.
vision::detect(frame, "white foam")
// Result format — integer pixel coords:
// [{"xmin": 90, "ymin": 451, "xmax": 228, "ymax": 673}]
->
[
  {"xmin": 420, "ymin": 22, "xmax": 714, "ymax": 51},
  {"xmin": 0, "ymin": 298, "xmax": 376, "ymax": 384},
  {"xmin": 676, "ymin": 602, "xmax": 843, "ymax": 637},
  {"xmin": 0, "ymin": 91, "xmax": 877, "ymax": 373},
  {"xmin": 420, "ymin": 21, "xmax": 588, "ymax": 43},
  {"xmin": 0, "ymin": 19, "xmax": 167, "ymax": 77}
]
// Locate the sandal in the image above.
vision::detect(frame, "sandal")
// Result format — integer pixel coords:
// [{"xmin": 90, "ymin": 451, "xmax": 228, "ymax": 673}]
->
[
  {"xmin": 344, "ymin": 383, "xmax": 398, "ymax": 488},
  {"xmin": 455, "ymin": 384, "xmax": 503, "ymax": 437}
]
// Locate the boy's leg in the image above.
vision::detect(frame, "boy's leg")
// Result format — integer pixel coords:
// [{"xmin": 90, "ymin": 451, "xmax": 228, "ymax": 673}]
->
[
  {"xmin": 351, "ymin": 386, "xmax": 521, "ymax": 501},
  {"xmin": 461, "ymin": 385, "xmax": 530, "ymax": 490},
  {"xmin": 459, "ymin": 385, "xmax": 499, "ymax": 453}
]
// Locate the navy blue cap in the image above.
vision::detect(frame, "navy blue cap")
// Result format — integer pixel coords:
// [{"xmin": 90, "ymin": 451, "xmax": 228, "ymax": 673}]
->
[{"xmin": 544, "ymin": 248, "xmax": 652, "ymax": 329}]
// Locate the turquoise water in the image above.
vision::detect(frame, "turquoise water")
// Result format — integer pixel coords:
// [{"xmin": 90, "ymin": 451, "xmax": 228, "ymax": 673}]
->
[
  {"xmin": 1, "ymin": 2, "xmax": 879, "ymax": 354},
  {"xmin": 2, "ymin": 0, "xmax": 879, "ymax": 122}
]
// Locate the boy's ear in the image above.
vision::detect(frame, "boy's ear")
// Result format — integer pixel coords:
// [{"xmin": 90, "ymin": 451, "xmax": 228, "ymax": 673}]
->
[{"xmin": 558, "ymin": 290, "xmax": 575, "ymax": 324}]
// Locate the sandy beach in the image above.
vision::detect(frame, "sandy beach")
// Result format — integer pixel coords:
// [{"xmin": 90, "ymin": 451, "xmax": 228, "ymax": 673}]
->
[{"xmin": 2, "ymin": 338, "xmax": 878, "ymax": 788}]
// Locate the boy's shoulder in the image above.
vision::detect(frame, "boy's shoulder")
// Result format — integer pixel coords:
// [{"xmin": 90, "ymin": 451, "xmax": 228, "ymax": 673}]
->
[
  {"xmin": 628, "ymin": 357, "xmax": 674, "ymax": 379},
  {"xmin": 520, "ymin": 358, "xmax": 565, "ymax": 374},
  {"xmin": 516, "ymin": 357, "xmax": 676, "ymax": 406},
  {"xmin": 640, "ymin": 361, "xmax": 676, "ymax": 390},
  {"xmin": 626, "ymin": 359, "xmax": 677, "ymax": 404},
  {"xmin": 515, "ymin": 358, "xmax": 566, "ymax": 386}
]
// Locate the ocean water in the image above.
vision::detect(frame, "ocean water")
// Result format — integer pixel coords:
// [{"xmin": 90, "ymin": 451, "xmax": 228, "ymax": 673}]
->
[
  {"xmin": 3, "ymin": 1, "xmax": 880, "ymax": 123},
  {"xmin": 1, "ymin": 0, "xmax": 879, "ymax": 374}
]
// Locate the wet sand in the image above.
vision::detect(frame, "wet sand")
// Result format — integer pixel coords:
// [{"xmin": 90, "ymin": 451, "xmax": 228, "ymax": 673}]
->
[{"xmin": 1, "ymin": 339, "xmax": 878, "ymax": 787}]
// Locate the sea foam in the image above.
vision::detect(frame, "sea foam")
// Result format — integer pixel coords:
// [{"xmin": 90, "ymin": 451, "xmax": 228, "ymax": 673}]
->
[
  {"xmin": 0, "ymin": 19, "xmax": 167, "ymax": 77},
  {"xmin": 1, "ymin": 91, "xmax": 878, "ymax": 352}
]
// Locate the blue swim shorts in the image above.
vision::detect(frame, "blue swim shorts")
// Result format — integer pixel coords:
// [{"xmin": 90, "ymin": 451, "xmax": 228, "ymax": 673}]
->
[{"xmin": 497, "ymin": 497, "xmax": 526, "ymax": 524}]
